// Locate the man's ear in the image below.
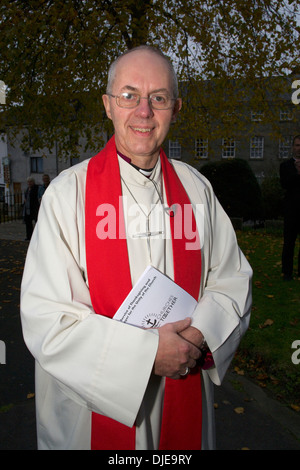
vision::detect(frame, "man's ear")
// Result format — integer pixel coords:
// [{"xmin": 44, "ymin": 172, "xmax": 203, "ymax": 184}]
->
[
  {"xmin": 171, "ymin": 98, "xmax": 182, "ymax": 123},
  {"xmin": 102, "ymin": 94, "xmax": 112, "ymax": 120}
]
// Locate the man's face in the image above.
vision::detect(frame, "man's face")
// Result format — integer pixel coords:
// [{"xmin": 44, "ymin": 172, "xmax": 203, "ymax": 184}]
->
[
  {"xmin": 43, "ymin": 175, "xmax": 50, "ymax": 186},
  {"xmin": 292, "ymin": 138, "xmax": 300, "ymax": 160},
  {"xmin": 102, "ymin": 51, "xmax": 181, "ymax": 168}
]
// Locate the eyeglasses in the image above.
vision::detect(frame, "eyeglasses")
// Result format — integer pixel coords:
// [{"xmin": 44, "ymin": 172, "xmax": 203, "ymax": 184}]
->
[{"xmin": 107, "ymin": 92, "xmax": 176, "ymax": 110}]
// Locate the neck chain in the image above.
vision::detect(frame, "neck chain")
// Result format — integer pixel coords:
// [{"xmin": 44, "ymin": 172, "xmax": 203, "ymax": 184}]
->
[{"xmin": 121, "ymin": 175, "xmax": 166, "ymax": 266}]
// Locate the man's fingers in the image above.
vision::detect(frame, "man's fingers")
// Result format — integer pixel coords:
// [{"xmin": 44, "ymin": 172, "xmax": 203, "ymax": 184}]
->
[
  {"xmin": 170, "ymin": 317, "xmax": 191, "ymax": 334},
  {"xmin": 154, "ymin": 319, "xmax": 202, "ymax": 378}
]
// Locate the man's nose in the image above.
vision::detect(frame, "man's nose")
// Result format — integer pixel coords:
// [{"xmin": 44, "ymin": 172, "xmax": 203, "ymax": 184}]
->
[{"xmin": 134, "ymin": 97, "xmax": 154, "ymax": 118}]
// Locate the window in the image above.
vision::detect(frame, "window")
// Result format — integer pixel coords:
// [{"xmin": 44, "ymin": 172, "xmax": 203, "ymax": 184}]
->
[
  {"xmin": 251, "ymin": 110, "xmax": 264, "ymax": 122},
  {"xmin": 250, "ymin": 136, "xmax": 264, "ymax": 159},
  {"xmin": 169, "ymin": 140, "xmax": 181, "ymax": 159},
  {"xmin": 195, "ymin": 139, "xmax": 208, "ymax": 159},
  {"xmin": 279, "ymin": 136, "xmax": 293, "ymax": 159},
  {"xmin": 222, "ymin": 138, "xmax": 235, "ymax": 158},
  {"xmin": 30, "ymin": 156, "xmax": 43, "ymax": 173},
  {"xmin": 70, "ymin": 157, "xmax": 80, "ymax": 166},
  {"xmin": 279, "ymin": 109, "xmax": 293, "ymax": 121}
]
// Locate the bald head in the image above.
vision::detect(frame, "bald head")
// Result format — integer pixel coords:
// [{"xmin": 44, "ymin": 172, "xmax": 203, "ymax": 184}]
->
[
  {"xmin": 102, "ymin": 45, "xmax": 182, "ymax": 169},
  {"xmin": 106, "ymin": 46, "xmax": 179, "ymax": 99}
]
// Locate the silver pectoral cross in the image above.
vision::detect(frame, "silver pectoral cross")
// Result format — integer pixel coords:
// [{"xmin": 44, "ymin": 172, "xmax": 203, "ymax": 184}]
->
[
  {"xmin": 132, "ymin": 216, "xmax": 165, "ymax": 239},
  {"xmin": 132, "ymin": 217, "xmax": 165, "ymax": 265}
]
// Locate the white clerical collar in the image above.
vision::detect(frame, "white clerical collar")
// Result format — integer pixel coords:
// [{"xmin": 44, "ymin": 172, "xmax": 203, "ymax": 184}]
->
[
  {"xmin": 117, "ymin": 151, "xmax": 155, "ymax": 177},
  {"xmin": 133, "ymin": 166, "xmax": 154, "ymax": 177}
]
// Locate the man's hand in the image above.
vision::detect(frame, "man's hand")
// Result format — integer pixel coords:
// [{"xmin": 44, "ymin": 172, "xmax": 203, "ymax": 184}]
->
[
  {"xmin": 179, "ymin": 325, "xmax": 204, "ymax": 349},
  {"xmin": 153, "ymin": 318, "xmax": 201, "ymax": 379}
]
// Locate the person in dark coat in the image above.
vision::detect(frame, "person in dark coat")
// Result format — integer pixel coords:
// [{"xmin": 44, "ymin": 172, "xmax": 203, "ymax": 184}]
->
[
  {"xmin": 280, "ymin": 135, "xmax": 300, "ymax": 280},
  {"xmin": 24, "ymin": 176, "xmax": 39, "ymax": 240}
]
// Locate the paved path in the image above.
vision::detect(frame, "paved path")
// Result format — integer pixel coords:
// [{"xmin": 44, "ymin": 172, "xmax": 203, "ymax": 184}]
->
[
  {"xmin": 0, "ymin": 219, "xmax": 27, "ymax": 241},
  {"xmin": 0, "ymin": 221, "xmax": 299, "ymax": 450}
]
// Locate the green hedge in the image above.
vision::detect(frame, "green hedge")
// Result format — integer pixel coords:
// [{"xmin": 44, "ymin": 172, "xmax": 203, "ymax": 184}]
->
[{"xmin": 200, "ymin": 159, "xmax": 264, "ymax": 220}]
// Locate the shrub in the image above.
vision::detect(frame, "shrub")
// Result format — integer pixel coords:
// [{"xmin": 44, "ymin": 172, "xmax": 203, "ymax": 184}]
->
[
  {"xmin": 260, "ymin": 175, "xmax": 284, "ymax": 220},
  {"xmin": 200, "ymin": 159, "xmax": 263, "ymax": 220}
]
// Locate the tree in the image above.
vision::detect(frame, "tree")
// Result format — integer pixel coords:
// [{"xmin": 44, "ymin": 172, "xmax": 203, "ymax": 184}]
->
[{"xmin": 0, "ymin": 0, "xmax": 299, "ymax": 158}]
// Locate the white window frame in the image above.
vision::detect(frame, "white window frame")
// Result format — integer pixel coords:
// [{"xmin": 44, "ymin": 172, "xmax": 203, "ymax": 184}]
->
[
  {"xmin": 278, "ymin": 136, "xmax": 293, "ymax": 159},
  {"xmin": 250, "ymin": 136, "xmax": 264, "ymax": 159},
  {"xmin": 169, "ymin": 140, "xmax": 181, "ymax": 159},
  {"xmin": 195, "ymin": 138, "xmax": 208, "ymax": 159},
  {"xmin": 222, "ymin": 138, "xmax": 235, "ymax": 158}
]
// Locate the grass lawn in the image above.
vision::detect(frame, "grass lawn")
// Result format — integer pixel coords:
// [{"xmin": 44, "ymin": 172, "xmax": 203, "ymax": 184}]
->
[{"xmin": 233, "ymin": 229, "xmax": 300, "ymax": 411}]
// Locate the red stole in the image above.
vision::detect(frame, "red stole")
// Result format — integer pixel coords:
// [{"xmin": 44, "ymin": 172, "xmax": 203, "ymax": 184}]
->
[{"xmin": 85, "ymin": 136, "xmax": 202, "ymax": 450}]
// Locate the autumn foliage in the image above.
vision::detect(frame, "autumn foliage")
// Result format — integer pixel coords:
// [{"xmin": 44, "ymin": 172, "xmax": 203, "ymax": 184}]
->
[{"xmin": 0, "ymin": 1, "xmax": 299, "ymax": 157}]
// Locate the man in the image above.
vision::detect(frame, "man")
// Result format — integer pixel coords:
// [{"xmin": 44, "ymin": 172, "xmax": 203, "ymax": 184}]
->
[
  {"xmin": 21, "ymin": 46, "xmax": 252, "ymax": 450},
  {"xmin": 38, "ymin": 174, "xmax": 50, "ymax": 203},
  {"xmin": 280, "ymin": 135, "xmax": 300, "ymax": 280},
  {"xmin": 23, "ymin": 176, "xmax": 39, "ymax": 240}
]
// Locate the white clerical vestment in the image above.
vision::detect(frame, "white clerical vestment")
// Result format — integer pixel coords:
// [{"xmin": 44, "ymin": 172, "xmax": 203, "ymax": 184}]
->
[{"xmin": 20, "ymin": 154, "xmax": 252, "ymax": 450}]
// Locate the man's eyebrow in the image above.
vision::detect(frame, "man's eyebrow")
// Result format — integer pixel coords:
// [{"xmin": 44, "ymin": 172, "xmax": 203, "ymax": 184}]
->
[
  {"xmin": 120, "ymin": 85, "xmax": 171, "ymax": 94},
  {"xmin": 120, "ymin": 85, "xmax": 139, "ymax": 92}
]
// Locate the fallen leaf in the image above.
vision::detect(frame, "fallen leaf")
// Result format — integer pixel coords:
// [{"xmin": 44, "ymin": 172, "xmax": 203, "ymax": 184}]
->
[
  {"xmin": 0, "ymin": 404, "xmax": 14, "ymax": 413},
  {"xmin": 222, "ymin": 400, "xmax": 231, "ymax": 405},
  {"xmin": 256, "ymin": 373, "xmax": 268, "ymax": 380},
  {"xmin": 234, "ymin": 407, "xmax": 245, "ymax": 414},
  {"xmin": 234, "ymin": 366, "xmax": 244, "ymax": 375},
  {"xmin": 290, "ymin": 404, "xmax": 300, "ymax": 412},
  {"xmin": 27, "ymin": 393, "xmax": 35, "ymax": 399},
  {"xmin": 259, "ymin": 318, "xmax": 274, "ymax": 328}
]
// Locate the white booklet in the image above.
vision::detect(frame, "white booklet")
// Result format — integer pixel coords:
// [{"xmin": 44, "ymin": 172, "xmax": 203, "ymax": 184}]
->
[{"xmin": 113, "ymin": 266, "xmax": 197, "ymax": 329}]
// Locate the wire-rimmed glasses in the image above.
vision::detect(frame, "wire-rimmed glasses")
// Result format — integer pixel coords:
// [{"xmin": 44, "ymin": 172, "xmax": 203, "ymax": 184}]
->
[{"xmin": 107, "ymin": 92, "xmax": 176, "ymax": 110}]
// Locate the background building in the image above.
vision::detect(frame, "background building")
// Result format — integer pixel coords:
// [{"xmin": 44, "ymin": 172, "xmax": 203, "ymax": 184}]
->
[{"xmin": 2, "ymin": 79, "xmax": 300, "ymax": 214}]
